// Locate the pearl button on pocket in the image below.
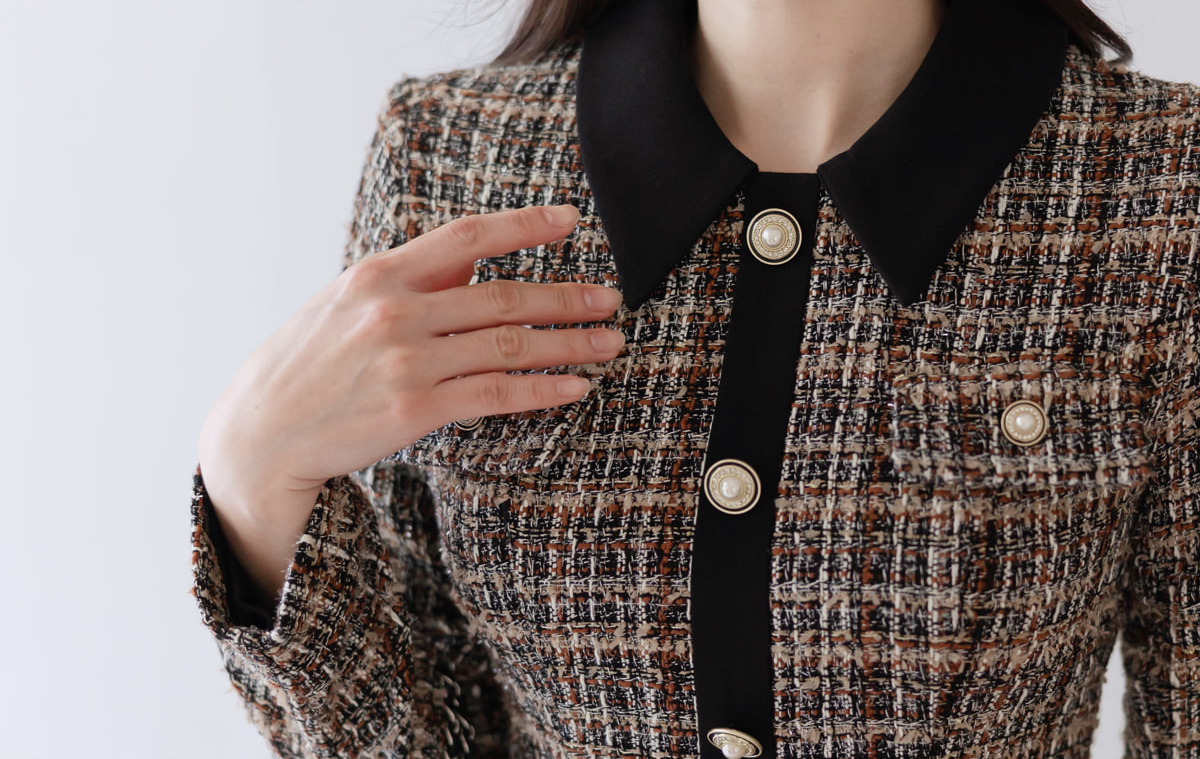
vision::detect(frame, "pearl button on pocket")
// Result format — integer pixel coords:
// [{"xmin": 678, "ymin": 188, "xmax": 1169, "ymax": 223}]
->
[{"xmin": 1000, "ymin": 399, "xmax": 1048, "ymax": 447}]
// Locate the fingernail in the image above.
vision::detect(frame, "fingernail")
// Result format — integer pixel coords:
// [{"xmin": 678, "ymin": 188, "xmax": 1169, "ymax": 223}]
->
[
  {"xmin": 557, "ymin": 376, "xmax": 591, "ymax": 396},
  {"xmin": 542, "ymin": 204, "xmax": 579, "ymax": 226},
  {"xmin": 590, "ymin": 329, "xmax": 625, "ymax": 351},
  {"xmin": 585, "ymin": 286, "xmax": 622, "ymax": 310}
]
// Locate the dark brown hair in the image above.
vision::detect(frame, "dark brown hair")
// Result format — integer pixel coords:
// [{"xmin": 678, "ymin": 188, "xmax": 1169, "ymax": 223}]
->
[{"xmin": 492, "ymin": 0, "xmax": 1132, "ymax": 67}]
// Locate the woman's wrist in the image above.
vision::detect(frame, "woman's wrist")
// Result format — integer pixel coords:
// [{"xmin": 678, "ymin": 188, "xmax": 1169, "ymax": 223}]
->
[{"xmin": 199, "ymin": 433, "xmax": 322, "ymax": 609}]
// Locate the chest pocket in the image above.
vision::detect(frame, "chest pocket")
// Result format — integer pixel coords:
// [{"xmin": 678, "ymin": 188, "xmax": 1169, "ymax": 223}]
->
[{"xmin": 886, "ymin": 361, "xmax": 1154, "ymax": 507}]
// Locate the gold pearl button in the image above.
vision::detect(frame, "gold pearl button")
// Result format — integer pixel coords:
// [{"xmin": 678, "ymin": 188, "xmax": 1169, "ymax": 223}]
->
[
  {"xmin": 454, "ymin": 416, "xmax": 483, "ymax": 431},
  {"xmin": 707, "ymin": 727, "xmax": 763, "ymax": 759},
  {"xmin": 1000, "ymin": 400, "xmax": 1048, "ymax": 447},
  {"xmin": 703, "ymin": 458, "xmax": 761, "ymax": 514},
  {"xmin": 746, "ymin": 208, "xmax": 801, "ymax": 265}
]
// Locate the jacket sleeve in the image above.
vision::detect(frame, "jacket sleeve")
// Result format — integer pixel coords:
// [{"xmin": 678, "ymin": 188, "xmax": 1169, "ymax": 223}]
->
[
  {"xmin": 1121, "ymin": 295, "xmax": 1200, "ymax": 759},
  {"xmin": 188, "ymin": 78, "xmax": 511, "ymax": 759}
]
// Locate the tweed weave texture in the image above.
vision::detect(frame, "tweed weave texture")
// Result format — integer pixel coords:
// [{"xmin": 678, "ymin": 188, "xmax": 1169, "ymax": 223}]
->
[{"xmin": 189, "ymin": 34, "xmax": 1200, "ymax": 759}]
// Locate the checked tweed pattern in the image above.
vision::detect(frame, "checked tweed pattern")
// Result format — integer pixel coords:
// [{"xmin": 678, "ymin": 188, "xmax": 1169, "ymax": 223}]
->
[{"xmin": 189, "ymin": 34, "xmax": 1200, "ymax": 759}]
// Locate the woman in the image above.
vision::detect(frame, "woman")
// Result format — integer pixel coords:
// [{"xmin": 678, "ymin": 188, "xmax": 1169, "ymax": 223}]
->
[{"xmin": 189, "ymin": 1, "xmax": 1196, "ymax": 758}]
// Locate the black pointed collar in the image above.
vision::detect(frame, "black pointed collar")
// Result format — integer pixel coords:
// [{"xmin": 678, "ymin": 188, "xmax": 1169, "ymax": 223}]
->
[{"xmin": 576, "ymin": 0, "xmax": 1069, "ymax": 310}]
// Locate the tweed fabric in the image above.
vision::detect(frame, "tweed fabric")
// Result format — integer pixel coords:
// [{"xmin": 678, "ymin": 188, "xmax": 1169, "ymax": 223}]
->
[{"xmin": 189, "ymin": 33, "xmax": 1200, "ymax": 759}]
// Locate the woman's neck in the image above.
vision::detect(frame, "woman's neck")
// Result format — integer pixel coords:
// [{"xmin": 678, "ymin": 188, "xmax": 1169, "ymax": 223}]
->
[{"xmin": 689, "ymin": 0, "xmax": 948, "ymax": 173}]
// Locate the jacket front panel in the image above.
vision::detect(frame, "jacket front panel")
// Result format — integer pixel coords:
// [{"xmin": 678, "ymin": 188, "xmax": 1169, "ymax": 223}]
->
[{"xmin": 388, "ymin": 38, "xmax": 1193, "ymax": 759}]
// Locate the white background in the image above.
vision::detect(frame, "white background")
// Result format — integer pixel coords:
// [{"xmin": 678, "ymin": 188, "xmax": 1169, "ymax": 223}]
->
[{"xmin": 0, "ymin": 1, "xmax": 1195, "ymax": 757}]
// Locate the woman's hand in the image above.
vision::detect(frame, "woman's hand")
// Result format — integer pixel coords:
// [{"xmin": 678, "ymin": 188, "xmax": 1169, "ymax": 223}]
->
[{"xmin": 196, "ymin": 204, "xmax": 623, "ymax": 602}]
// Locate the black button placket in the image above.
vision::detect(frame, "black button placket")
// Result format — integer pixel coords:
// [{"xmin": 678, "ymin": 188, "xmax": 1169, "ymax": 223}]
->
[{"xmin": 693, "ymin": 171, "xmax": 820, "ymax": 759}]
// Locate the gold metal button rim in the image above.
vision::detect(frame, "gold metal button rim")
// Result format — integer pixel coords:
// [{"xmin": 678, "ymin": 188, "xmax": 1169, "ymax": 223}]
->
[
  {"xmin": 999, "ymin": 399, "xmax": 1049, "ymax": 447},
  {"xmin": 702, "ymin": 458, "xmax": 762, "ymax": 515},
  {"xmin": 706, "ymin": 727, "xmax": 764, "ymax": 758},
  {"xmin": 454, "ymin": 416, "xmax": 483, "ymax": 431},
  {"xmin": 746, "ymin": 208, "xmax": 801, "ymax": 265}
]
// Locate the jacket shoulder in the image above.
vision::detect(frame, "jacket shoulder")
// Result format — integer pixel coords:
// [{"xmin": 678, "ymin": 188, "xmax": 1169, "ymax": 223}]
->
[
  {"xmin": 1058, "ymin": 44, "xmax": 1200, "ymax": 144},
  {"xmin": 352, "ymin": 35, "xmax": 585, "ymax": 239},
  {"xmin": 383, "ymin": 34, "xmax": 582, "ymax": 125}
]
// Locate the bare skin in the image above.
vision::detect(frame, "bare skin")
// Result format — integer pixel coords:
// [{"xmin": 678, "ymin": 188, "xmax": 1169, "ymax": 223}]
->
[
  {"xmin": 690, "ymin": 0, "xmax": 947, "ymax": 173},
  {"xmin": 197, "ymin": 204, "xmax": 624, "ymax": 607}
]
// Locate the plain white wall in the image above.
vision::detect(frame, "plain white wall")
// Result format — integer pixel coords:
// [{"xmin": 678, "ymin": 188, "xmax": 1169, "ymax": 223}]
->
[{"xmin": 0, "ymin": 1, "xmax": 1194, "ymax": 757}]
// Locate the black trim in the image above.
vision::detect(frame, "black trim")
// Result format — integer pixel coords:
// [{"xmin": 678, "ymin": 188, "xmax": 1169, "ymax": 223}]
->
[{"xmin": 692, "ymin": 172, "xmax": 821, "ymax": 759}]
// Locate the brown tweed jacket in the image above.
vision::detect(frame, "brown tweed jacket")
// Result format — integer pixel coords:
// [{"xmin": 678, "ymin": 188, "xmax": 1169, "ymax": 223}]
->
[{"xmin": 189, "ymin": 1, "xmax": 1200, "ymax": 758}]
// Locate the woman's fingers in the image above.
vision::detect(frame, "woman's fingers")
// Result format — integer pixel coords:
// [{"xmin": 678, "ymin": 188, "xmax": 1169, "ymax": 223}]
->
[
  {"xmin": 420, "ymin": 258, "xmax": 477, "ymax": 294},
  {"xmin": 430, "ymin": 323, "xmax": 625, "ymax": 380},
  {"xmin": 381, "ymin": 204, "xmax": 581, "ymax": 293},
  {"xmin": 429, "ymin": 370, "xmax": 595, "ymax": 426},
  {"xmin": 422, "ymin": 279, "xmax": 622, "ymax": 336}
]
